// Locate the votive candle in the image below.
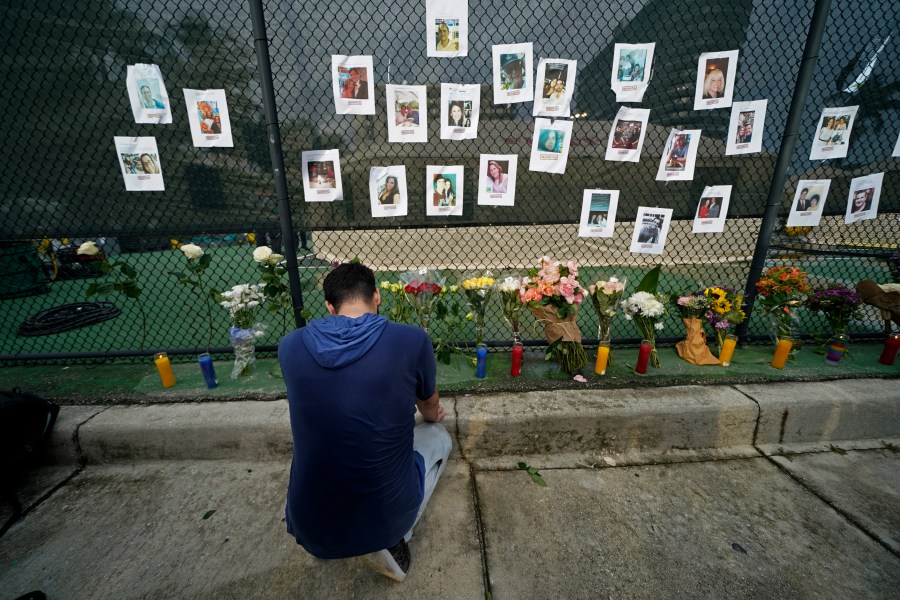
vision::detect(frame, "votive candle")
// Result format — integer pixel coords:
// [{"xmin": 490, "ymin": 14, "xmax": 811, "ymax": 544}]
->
[
  {"xmin": 511, "ymin": 342, "xmax": 523, "ymax": 377},
  {"xmin": 476, "ymin": 344, "xmax": 488, "ymax": 379},
  {"xmin": 771, "ymin": 338, "xmax": 792, "ymax": 369},
  {"xmin": 595, "ymin": 342, "xmax": 610, "ymax": 376},
  {"xmin": 198, "ymin": 353, "xmax": 218, "ymax": 389},
  {"xmin": 635, "ymin": 340, "xmax": 651, "ymax": 374},
  {"xmin": 154, "ymin": 352, "xmax": 176, "ymax": 388},
  {"xmin": 719, "ymin": 334, "xmax": 737, "ymax": 367},
  {"xmin": 824, "ymin": 335, "xmax": 848, "ymax": 366},
  {"xmin": 878, "ymin": 334, "xmax": 900, "ymax": 365}
]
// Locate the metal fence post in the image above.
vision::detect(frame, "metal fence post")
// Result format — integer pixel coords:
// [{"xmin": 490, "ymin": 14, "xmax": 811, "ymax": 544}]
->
[
  {"xmin": 735, "ymin": 0, "xmax": 832, "ymax": 341},
  {"xmin": 249, "ymin": 0, "xmax": 306, "ymax": 328}
]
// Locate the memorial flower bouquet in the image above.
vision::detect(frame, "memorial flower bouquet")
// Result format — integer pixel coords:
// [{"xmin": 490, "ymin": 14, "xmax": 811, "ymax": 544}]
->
[
  {"xmin": 804, "ymin": 285, "xmax": 862, "ymax": 338},
  {"xmin": 460, "ymin": 271, "xmax": 495, "ymax": 346},
  {"xmin": 621, "ymin": 265, "xmax": 667, "ymax": 368},
  {"xmin": 703, "ymin": 286, "xmax": 746, "ymax": 354},
  {"xmin": 169, "ymin": 243, "xmax": 218, "ymax": 351},
  {"xmin": 496, "ymin": 273, "xmax": 524, "ymax": 342},
  {"xmin": 520, "ymin": 257, "xmax": 587, "ymax": 375},
  {"xmin": 380, "ymin": 280, "xmax": 414, "ymax": 324},
  {"xmin": 672, "ymin": 291, "xmax": 718, "ymax": 365},
  {"xmin": 754, "ymin": 266, "xmax": 810, "ymax": 342},
  {"xmin": 399, "ymin": 269, "xmax": 446, "ymax": 333},
  {"xmin": 588, "ymin": 276, "xmax": 626, "ymax": 343},
  {"xmin": 219, "ymin": 283, "xmax": 265, "ymax": 378}
]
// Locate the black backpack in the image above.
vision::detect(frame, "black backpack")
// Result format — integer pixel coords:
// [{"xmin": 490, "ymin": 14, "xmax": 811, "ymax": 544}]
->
[{"xmin": 0, "ymin": 388, "xmax": 59, "ymax": 537}]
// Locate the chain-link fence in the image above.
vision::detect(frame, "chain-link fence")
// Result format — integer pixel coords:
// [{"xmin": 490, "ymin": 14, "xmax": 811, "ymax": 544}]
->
[{"xmin": 0, "ymin": 0, "xmax": 896, "ymax": 362}]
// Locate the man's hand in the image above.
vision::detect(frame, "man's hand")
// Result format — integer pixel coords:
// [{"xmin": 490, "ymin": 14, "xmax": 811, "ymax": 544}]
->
[{"xmin": 417, "ymin": 389, "xmax": 444, "ymax": 423}]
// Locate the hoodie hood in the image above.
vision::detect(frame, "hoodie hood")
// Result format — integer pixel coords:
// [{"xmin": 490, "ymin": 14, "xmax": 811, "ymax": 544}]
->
[{"xmin": 300, "ymin": 312, "xmax": 388, "ymax": 369}]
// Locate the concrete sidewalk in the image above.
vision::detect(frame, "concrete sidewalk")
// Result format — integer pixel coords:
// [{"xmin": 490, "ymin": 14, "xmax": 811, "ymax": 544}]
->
[{"xmin": 1, "ymin": 379, "xmax": 899, "ymax": 599}]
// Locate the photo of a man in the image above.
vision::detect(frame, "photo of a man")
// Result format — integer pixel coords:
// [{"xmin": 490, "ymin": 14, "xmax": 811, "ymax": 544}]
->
[
  {"xmin": 637, "ymin": 214, "xmax": 664, "ymax": 244},
  {"xmin": 850, "ymin": 188, "xmax": 872, "ymax": 214},
  {"xmin": 736, "ymin": 111, "xmax": 754, "ymax": 144},
  {"xmin": 340, "ymin": 67, "xmax": 368, "ymax": 99},
  {"xmin": 617, "ymin": 49, "xmax": 646, "ymax": 82},
  {"xmin": 501, "ymin": 53, "xmax": 526, "ymax": 89},
  {"xmin": 795, "ymin": 188, "xmax": 810, "ymax": 211},
  {"xmin": 138, "ymin": 80, "xmax": 165, "ymax": 109},
  {"xmin": 541, "ymin": 63, "xmax": 569, "ymax": 100},
  {"xmin": 435, "ymin": 20, "xmax": 459, "ymax": 52},
  {"xmin": 196, "ymin": 101, "xmax": 221, "ymax": 135},
  {"xmin": 395, "ymin": 92, "xmax": 420, "ymax": 127},
  {"xmin": 665, "ymin": 134, "xmax": 690, "ymax": 171},
  {"xmin": 611, "ymin": 120, "xmax": 642, "ymax": 149}
]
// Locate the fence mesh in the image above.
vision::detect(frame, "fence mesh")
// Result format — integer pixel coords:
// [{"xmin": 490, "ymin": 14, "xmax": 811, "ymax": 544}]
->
[{"xmin": 0, "ymin": 0, "xmax": 896, "ymax": 361}]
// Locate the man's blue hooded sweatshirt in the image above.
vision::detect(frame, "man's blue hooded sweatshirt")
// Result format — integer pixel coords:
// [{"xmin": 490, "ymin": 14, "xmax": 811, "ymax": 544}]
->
[{"xmin": 279, "ymin": 313, "xmax": 435, "ymax": 558}]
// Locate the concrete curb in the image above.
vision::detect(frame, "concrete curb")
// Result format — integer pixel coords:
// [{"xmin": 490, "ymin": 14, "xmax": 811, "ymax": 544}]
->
[{"xmin": 47, "ymin": 379, "xmax": 900, "ymax": 465}]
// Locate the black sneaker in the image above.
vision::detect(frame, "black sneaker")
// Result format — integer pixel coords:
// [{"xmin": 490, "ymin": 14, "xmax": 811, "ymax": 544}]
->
[{"xmin": 363, "ymin": 539, "xmax": 411, "ymax": 581}]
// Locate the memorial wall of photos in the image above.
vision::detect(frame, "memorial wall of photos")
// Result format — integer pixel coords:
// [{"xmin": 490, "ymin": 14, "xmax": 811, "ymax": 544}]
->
[{"xmin": 115, "ymin": 0, "xmax": 896, "ymax": 257}]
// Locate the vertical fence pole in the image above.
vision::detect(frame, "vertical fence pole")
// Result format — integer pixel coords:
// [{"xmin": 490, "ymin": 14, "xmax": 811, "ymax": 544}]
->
[
  {"xmin": 736, "ymin": 0, "xmax": 832, "ymax": 341},
  {"xmin": 249, "ymin": 0, "xmax": 306, "ymax": 328}
]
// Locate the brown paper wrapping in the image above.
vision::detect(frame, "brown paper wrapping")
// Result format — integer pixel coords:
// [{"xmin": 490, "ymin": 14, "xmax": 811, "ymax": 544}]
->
[
  {"xmin": 529, "ymin": 304, "xmax": 582, "ymax": 344},
  {"xmin": 675, "ymin": 317, "xmax": 719, "ymax": 365}
]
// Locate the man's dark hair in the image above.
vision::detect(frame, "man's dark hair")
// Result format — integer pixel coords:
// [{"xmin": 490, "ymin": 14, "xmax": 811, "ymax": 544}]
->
[{"xmin": 323, "ymin": 262, "xmax": 376, "ymax": 310}]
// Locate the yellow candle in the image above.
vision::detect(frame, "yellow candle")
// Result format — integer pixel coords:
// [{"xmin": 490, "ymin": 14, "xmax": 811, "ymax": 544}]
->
[
  {"xmin": 594, "ymin": 342, "xmax": 610, "ymax": 376},
  {"xmin": 770, "ymin": 338, "xmax": 792, "ymax": 369},
  {"xmin": 719, "ymin": 334, "xmax": 737, "ymax": 367},
  {"xmin": 154, "ymin": 352, "xmax": 176, "ymax": 387}
]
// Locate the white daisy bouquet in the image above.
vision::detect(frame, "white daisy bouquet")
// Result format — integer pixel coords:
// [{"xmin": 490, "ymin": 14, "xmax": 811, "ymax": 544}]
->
[
  {"xmin": 622, "ymin": 291, "xmax": 667, "ymax": 367},
  {"xmin": 496, "ymin": 273, "xmax": 524, "ymax": 342},
  {"xmin": 219, "ymin": 283, "xmax": 266, "ymax": 378}
]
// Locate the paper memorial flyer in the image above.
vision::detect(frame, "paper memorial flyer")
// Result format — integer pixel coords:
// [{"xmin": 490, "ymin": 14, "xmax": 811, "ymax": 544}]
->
[
  {"xmin": 533, "ymin": 58, "xmax": 577, "ymax": 118},
  {"xmin": 126, "ymin": 64, "xmax": 172, "ymax": 124},
  {"xmin": 693, "ymin": 50, "xmax": 738, "ymax": 110},
  {"xmin": 786, "ymin": 179, "xmax": 831, "ymax": 227},
  {"xmin": 426, "ymin": 0, "xmax": 468, "ymax": 57},
  {"xmin": 183, "ymin": 89, "xmax": 233, "ymax": 148},
  {"xmin": 630, "ymin": 207, "xmax": 674, "ymax": 254},
  {"xmin": 440, "ymin": 83, "xmax": 480, "ymax": 140},
  {"xmin": 301, "ymin": 149, "xmax": 344, "ymax": 202},
  {"xmin": 492, "ymin": 43, "xmax": 533, "ymax": 104},
  {"xmin": 370, "ymin": 166, "xmax": 408, "ymax": 218},
  {"xmin": 114, "ymin": 136, "xmax": 165, "ymax": 191},
  {"xmin": 655, "ymin": 129, "xmax": 701, "ymax": 181},
  {"xmin": 332, "ymin": 55, "xmax": 376, "ymax": 115},
  {"xmin": 605, "ymin": 106, "xmax": 650, "ymax": 162},
  {"xmin": 691, "ymin": 185, "xmax": 732, "ymax": 233},
  {"xmin": 578, "ymin": 190, "xmax": 619, "ymax": 238},
  {"xmin": 844, "ymin": 172, "xmax": 883, "ymax": 225},
  {"xmin": 725, "ymin": 100, "xmax": 766, "ymax": 155},
  {"xmin": 426, "ymin": 165, "xmax": 464, "ymax": 216},
  {"xmin": 387, "ymin": 85, "xmax": 428, "ymax": 143},
  {"xmin": 810, "ymin": 105, "xmax": 859, "ymax": 160},
  {"xmin": 529, "ymin": 118, "xmax": 574, "ymax": 174},
  {"xmin": 893, "ymin": 131, "xmax": 900, "ymax": 157},
  {"xmin": 611, "ymin": 43, "xmax": 654, "ymax": 103},
  {"xmin": 477, "ymin": 154, "xmax": 518, "ymax": 206}
]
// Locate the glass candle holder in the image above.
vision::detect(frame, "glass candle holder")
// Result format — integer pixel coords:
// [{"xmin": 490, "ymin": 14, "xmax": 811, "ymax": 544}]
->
[
  {"xmin": 824, "ymin": 334, "xmax": 848, "ymax": 366},
  {"xmin": 198, "ymin": 353, "xmax": 218, "ymax": 389},
  {"xmin": 475, "ymin": 344, "xmax": 488, "ymax": 379},
  {"xmin": 635, "ymin": 340, "xmax": 651, "ymax": 374},
  {"xmin": 154, "ymin": 352, "xmax": 176, "ymax": 388},
  {"xmin": 719, "ymin": 334, "xmax": 737, "ymax": 367},
  {"xmin": 879, "ymin": 334, "xmax": 900, "ymax": 366},
  {"xmin": 771, "ymin": 337, "xmax": 792, "ymax": 369},
  {"xmin": 594, "ymin": 341, "xmax": 610, "ymax": 376},
  {"xmin": 511, "ymin": 342, "xmax": 523, "ymax": 377}
]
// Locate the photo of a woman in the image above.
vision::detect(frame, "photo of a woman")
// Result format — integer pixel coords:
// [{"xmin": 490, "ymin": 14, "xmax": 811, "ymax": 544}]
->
[
  {"xmin": 448, "ymin": 101, "xmax": 470, "ymax": 127},
  {"xmin": 538, "ymin": 129, "xmax": 562, "ymax": 153},
  {"xmin": 818, "ymin": 116, "xmax": 835, "ymax": 144},
  {"xmin": 378, "ymin": 175, "xmax": 400, "ymax": 205},
  {"xmin": 697, "ymin": 198, "xmax": 710, "ymax": 218},
  {"xmin": 442, "ymin": 177, "xmax": 456, "ymax": 206},
  {"xmin": 702, "ymin": 67, "xmax": 726, "ymax": 99},
  {"xmin": 486, "ymin": 160, "xmax": 508, "ymax": 193}
]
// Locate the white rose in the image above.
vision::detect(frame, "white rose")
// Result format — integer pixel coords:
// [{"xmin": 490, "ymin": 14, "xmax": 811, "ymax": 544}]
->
[
  {"xmin": 180, "ymin": 243, "xmax": 204, "ymax": 260},
  {"xmin": 253, "ymin": 246, "xmax": 272, "ymax": 263},
  {"xmin": 77, "ymin": 241, "xmax": 100, "ymax": 256},
  {"xmin": 267, "ymin": 253, "xmax": 284, "ymax": 265}
]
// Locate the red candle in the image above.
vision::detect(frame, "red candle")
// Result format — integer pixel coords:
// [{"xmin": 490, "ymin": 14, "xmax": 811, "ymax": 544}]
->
[
  {"xmin": 511, "ymin": 342, "xmax": 523, "ymax": 376},
  {"xmin": 879, "ymin": 334, "xmax": 900, "ymax": 366},
  {"xmin": 635, "ymin": 340, "xmax": 651, "ymax": 374}
]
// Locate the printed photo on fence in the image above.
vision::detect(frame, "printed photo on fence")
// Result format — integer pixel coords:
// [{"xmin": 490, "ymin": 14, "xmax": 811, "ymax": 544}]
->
[
  {"xmin": 477, "ymin": 154, "xmax": 517, "ymax": 206},
  {"xmin": 426, "ymin": 0, "xmax": 468, "ymax": 57},
  {"xmin": 331, "ymin": 55, "xmax": 375, "ymax": 115},
  {"xmin": 655, "ymin": 129, "xmax": 701, "ymax": 181},
  {"xmin": 440, "ymin": 83, "xmax": 480, "ymax": 140},
  {"xmin": 533, "ymin": 58, "xmax": 577, "ymax": 117},
  {"xmin": 492, "ymin": 43, "xmax": 533, "ymax": 104},
  {"xmin": 126, "ymin": 64, "xmax": 172, "ymax": 124},
  {"xmin": 369, "ymin": 166, "xmax": 408, "ymax": 218},
  {"xmin": 630, "ymin": 207, "xmax": 673, "ymax": 255},
  {"xmin": 426, "ymin": 165, "xmax": 464, "ymax": 216},
  {"xmin": 726, "ymin": 99, "xmax": 766, "ymax": 155},
  {"xmin": 786, "ymin": 179, "xmax": 831, "ymax": 227},
  {"xmin": 844, "ymin": 172, "xmax": 883, "ymax": 225},
  {"xmin": 529, "ymin": 118, "xmax": 573, "ymax": 174},
  {"xmin": 692, "ymin": 185, "xmax": 732, "ymax": 233},
  {"xmin": 810, "ymin": 105, "xmax": 859, "ymax": 160},
  {"xmin": 610, "ymin": 43, "xmax": 655, "ymax": 103},
  {"xmin": 578, "ymin": 189, "xmax": 619, "ymax": 238},
  {"xmin": 605, "ymin": 106, "xmax": 650, "ymax": 162},
  {"xmin": 386, "ymin": 85, "xmax": 428, "ymax": 143},
  {"xmin": 693, "ymin": 50, "xmax": 739, "ymax": 110},
  {"xmin": 893, "ymin": 131, "xmax": 900, "ymax": 157},
  {"xmin": 114, "ymin": 136, "xmax": 165, "ymax": 191},
  {"xmin": 301, "ymin": 149, "xmax": 343, "ymax": 202},
  {"xmin": 183, "ymin": 89, "xmax": 233, "ymax": 148}
]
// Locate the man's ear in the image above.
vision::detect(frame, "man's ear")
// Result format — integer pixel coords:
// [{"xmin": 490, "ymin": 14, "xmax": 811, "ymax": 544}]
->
[
  {"xmin": 325, "ymin": 301, "xmax": 336, "ymax": 315},
  {"xmin": 374, "ymin": 289, "xmax": 381, "ymax": 307}
]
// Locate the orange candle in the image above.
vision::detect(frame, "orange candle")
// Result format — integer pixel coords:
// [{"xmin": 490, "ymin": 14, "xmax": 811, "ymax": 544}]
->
[
  {"xmin": 719, "ymin": 334, "xmax": 737, "ymax": 367},
  {"xmin": 770, "ymin": 338, "xmax": 792, "ymax": 369},
  {"xmin": 594, "ymin": 342, "xmax": 610, "ymax": 376},
  {"xmin": 154, "ymin": 352, "xmax": 176, "ymax": 387}
]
